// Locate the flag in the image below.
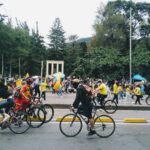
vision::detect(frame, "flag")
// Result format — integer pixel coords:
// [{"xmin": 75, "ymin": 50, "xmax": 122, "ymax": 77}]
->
[{"xmin": 25, "ymin": 73, "xmax": 29, "ymax": 78}]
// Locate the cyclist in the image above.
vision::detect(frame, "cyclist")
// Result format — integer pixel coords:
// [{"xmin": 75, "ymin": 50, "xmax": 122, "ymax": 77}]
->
[
  {"xmin": 15, "ymin": 78, "xmax": 32, "ymax": 110},
  {"xmin": 95, "ymin": 79, "xmax": 108, "ymax": 106},
  {"xmin": 70, "ymin": 79, "xmax": 96, "ymax": 136},
  {"xmin": 0, "ymin": 79, "xmax": 14, "ymax": 128}
]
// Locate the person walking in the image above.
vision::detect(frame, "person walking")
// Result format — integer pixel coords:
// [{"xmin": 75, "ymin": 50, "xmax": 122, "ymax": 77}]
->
[
  {"xmin": 112, "ymin": 80, "xmax": 119, "ymax": 104},
  {"xmin": 134, "ymin": 84, "xmax": 142, "ymax": 105}
]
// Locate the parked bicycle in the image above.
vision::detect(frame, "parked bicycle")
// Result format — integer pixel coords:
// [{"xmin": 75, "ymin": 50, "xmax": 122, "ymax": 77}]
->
[{"xmin": 59, "ymin": 101, "xmax": 116, "ymax": 138}]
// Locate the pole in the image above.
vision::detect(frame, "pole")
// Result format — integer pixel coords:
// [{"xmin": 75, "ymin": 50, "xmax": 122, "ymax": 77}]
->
[
  {"xmin": 19, "ymin": 57, "xmax": 21, "ymax": 78},
  {"xmin": 129, "ymin": 7, "xmax": 132, "ymax": 85},
  {"xmin": 9, "ymin": 63, "xmax": 11, "ymax": 78},
  {"xmin": 41, "ymin": 61, "xmax": 43, "ymax": 83},
  {"xmin": 2, "ymin": 54, "xmax": 3, "ymax": 78}
]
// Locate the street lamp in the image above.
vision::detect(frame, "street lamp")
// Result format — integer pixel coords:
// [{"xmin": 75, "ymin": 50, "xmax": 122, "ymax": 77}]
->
[{"xmin": 129, "ymin": 7, "xmax": 132, "ymax": 85}]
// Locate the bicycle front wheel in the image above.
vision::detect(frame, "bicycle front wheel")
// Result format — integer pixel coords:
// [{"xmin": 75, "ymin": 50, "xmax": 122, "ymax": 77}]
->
[
  {"xmin": 9, "ymin": 113, "xmax": 31, "ymax": 134},
  {"xmin": 103, "ymin": 100, "xmax": 118, "ymax": 114},
  {"xmin": 94, "ymin": 115, "xmax": 116, "ymax": 138},
  {"xmin": 28, "ymin": 106, "xmax": 46, "ymax": 128},
  {"xmin": 59, "ymin": 113, "xmax": 82, "ymax": 137},
  {"xmin": 42, "ymin": 104, "xmax": 54, "ymax": 123}
]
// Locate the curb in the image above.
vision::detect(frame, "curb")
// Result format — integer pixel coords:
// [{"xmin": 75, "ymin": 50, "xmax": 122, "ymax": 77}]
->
[
  {"xmin": 56, "ymin": 117, "xmax": 148, "ymax": 123},
  {"xmin": 0, "ymin": 116, "xmax": 148, "ymax": 123},
  {"xmin": 123, "ymin": 118, "xmax": 147, "ymax": 123},
  {"xmin": 56, "ymin": 117, "xmax": 113, "ymax": 122},
  {"xmin": 51, "ymin": 104, "xmax": 150, "ymax": 111}
]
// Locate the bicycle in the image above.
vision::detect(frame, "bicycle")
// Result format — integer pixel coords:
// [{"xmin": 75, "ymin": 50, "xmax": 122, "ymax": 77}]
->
[
  {"xmin": 14, "ymin": 88, "xmax": 47, "ymax": 128},
  {"xmin": 59, "ymin": 102, "xmax": 116, "ymax": 138},
  {"xmin": 31, "ymin": 96, "xmax": 54, "ymax": 123},
  {"xmin": 0, "ymin": 107, "xmax": 31, "ymax": 134},
  {"xmin": 93, "ymin": 96, "xmax": 118, "ymax": 114}
]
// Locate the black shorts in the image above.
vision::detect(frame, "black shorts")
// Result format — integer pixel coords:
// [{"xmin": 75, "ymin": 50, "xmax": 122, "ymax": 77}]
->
[{"xmin": 78, "ymin": 103, "xmax": 93, "ymax": 119}]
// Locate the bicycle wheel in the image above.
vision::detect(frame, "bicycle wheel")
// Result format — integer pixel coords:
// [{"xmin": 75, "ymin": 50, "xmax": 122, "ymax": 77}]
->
[
  {"xmin": 59, "ymin": 113, "xmax": 82, "ymax": 137},
  {"xmin": 42, "ymin": 104, "xmax": 54, "ymax": 123},
  {"xmin": 145, "ymin": 96, "xmax": 150, "ymax": 105},
  {"xmin": 28, "ymin": 106, "xmax": 46, "ymax": 128},
  {"xmin": 94, "ymin": 115, "xmax": 116, "ymax": 138},
  {"xmin": 103, "ymin": 100, "xmax": 118, "ymax": 114},
  {"xmin": 9, "ymin": 113, "xmax": 31, "ymax": 134}
]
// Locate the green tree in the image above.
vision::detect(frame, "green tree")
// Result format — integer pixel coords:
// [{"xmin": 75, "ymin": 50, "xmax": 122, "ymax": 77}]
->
[
  {"xmin": 48, "ymin": 18, "xmax": 66, "ymax": 60},
  {"xmin": 90, "ymin": 0, "xmax": 150, "ymax": 80}
]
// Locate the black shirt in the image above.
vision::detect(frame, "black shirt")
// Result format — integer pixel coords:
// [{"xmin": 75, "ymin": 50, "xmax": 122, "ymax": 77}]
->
[{"xmin": 73, "ymin": 84, "xmax": 91, "ymax": 108}]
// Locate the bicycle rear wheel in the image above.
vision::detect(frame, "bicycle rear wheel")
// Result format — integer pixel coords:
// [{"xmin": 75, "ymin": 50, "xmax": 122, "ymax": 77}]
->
[
  {"xmin": 94, "ymin": 114, "xmax": 116, "ymax": 138},
  {"xmin": 9, "ymin": 113, "xmax": 31, "ymax": 134},
  {"xmin": 28, "ymin": 106, "xmax": 46, "ymax": 128},
  {"xmin": 59, "ymin": 113, "xmax": 82, "ymax": 137},
  {"xmin": 103, "ymin": 100, "xmax": 118, "ymax": 114},
  {"xmin": 145, "ymin": 96, "xmax": 150, "ymax": 105},
  {"xmin": 42, "ymin": 104, "xmax": 54, "ymax": 123}
]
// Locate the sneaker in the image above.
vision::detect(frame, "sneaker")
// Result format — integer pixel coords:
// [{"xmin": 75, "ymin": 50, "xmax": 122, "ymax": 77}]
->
[
  {"xmin": 3, "ymin": 113, "xmax": 10, "ymax": 122},
  {"xmin": 87, "ymin": 130, "xmax": 96, "ymax": 136}
]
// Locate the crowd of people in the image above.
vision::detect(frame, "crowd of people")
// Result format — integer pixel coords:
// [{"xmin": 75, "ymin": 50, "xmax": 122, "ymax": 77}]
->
[{"xmin": 0, "ymin": 74, "xmax": 149, "ymax": 131}]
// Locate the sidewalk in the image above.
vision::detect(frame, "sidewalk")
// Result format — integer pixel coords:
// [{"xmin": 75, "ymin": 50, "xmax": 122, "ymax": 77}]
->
[
  {"xmin": 45, "ymin": 93, "xmax": 150, "ymax": 110},
  {"xmin": 44, "ymin": 93, "xmax": 150, "ymax": 123}
]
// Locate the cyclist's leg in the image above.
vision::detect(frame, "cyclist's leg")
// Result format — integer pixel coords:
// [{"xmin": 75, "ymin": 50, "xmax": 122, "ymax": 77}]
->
[
  {"xmin": 83, "ymin": 104, "xmax": 96, "ymax": 135},
  {"xmin": 100, "ymin": 95, "xmax": 107, "ymax": 106},
  {"xmin": 0, "ymin": 99, "xmax": 11, "ymax": 122},
  {"xmin": 97, "ymin": 93, "xmax": 101, "ymax": 103},
  {"xmin": 5, "ymin": 98, "xmax": 14, "ymax": 113}
]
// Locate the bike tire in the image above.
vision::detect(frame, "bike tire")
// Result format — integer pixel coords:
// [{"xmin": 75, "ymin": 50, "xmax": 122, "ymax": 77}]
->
[
  {"xmin": 9, "ymin": 113, "xmax": 31, "ymax": 134},
  {"xmin": 145, "ymin": 96, "xmax": 150, "ymax": 105},
  {"xmin": 94, "ymin": 114, "xmax": 116, "ymax": 138},
  {"xmin": 59, "ymin": 113, "xmax": 82, "ymax": 137},
  {"xmin": 27, "ymin": 106, "xmax": 46, "ymax": 128},
  {"xmin": 103, "ymin": 100, "xmax": 118, "ymax": 114},
  {"xmin": 42, "ymin": 104, "xmax": 54, "ymax": 123}
]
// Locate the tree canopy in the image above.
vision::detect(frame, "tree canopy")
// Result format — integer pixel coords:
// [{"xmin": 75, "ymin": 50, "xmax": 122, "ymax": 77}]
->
[{"xmin": 0, "ymin": 0, "xmax": 150, "ymax": 80}]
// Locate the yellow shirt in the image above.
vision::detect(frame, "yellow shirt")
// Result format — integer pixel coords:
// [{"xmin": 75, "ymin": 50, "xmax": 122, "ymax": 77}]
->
[
  {"xmin": 41, "ymin": 82, "xmax": 47, "ymax": 92},
  {"xmin": 126, "ymin": 87, "xmax": 130, "ymax": 93},
  {"xmin": 113, "ymin": 83, "xmax": 118, "ymax": 94},
  {"xmin": 98, "ymin": 83, "xmax": 107, "ymax": 95},
  {"xmin": 118, "ymin": 86, "xmax": 123, "ymax": 92},
  {"xmin": 134, "ymin": 87, "xmax": 141, "ymax": 95}
]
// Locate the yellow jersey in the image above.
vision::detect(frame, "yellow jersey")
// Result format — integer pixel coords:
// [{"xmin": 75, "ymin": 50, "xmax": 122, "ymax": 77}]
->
[
  {"xmin": 98, "ymin": 83, "xmax": 107, "ymax": 95},
  {"xmin": 134, "ymin": 87, "xmax": 141, "ymax": 95},
  {"xmin": 41, "ymin": 82, "xmax": 47, "ymax": 92},
  {"xmin": 113, "ymin": 83, "xmax": 119, "ymax": 94}
]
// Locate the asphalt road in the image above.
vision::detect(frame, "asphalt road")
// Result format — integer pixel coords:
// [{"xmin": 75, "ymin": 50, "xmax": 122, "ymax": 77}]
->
[{"xmin": 1, "ymin": 122, "xmax": 150, "ymax": 150}]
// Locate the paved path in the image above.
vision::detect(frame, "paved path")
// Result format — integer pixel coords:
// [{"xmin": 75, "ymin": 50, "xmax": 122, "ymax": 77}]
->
[
  {"xmin": 45, "ymin": 92, "xmax": 149, "ymax": 106},
  {"xmin": 43, "ymin": 93, "xmax": 150, "ymax": 122}
]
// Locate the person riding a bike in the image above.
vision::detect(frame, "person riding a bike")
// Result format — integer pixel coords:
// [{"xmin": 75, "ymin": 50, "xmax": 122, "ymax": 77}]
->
[
  {"xmin": 95, "ymin": 79, "xmax": 108, "ymax": 106},
  {"xmin": 0, "ymin": 79, "xmax": 14, "ymax": 128},
  {"xmin": 71, "ymin": 79, "xmax": 96, "ymax": 136},
  {"xmin": 15, "ymin": 78, "xmax": 33, "ymax": 111}
]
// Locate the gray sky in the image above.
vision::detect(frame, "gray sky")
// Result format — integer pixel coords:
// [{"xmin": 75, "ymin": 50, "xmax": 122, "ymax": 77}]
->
[{"xmin": 0, "ymin": 0, "xmax": 150, "ymax": 41}]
